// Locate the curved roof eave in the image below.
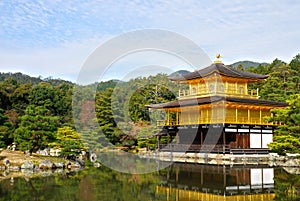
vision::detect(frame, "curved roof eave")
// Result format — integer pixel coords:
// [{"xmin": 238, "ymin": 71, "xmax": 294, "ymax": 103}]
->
[{"xmin": 169, "ymin": 63, "xmax": 268, "ymax": 81}]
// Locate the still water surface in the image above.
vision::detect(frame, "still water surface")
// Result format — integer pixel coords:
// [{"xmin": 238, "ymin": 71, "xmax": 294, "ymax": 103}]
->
[{"xmin": 0, "ymin": 163, "xmax": 299, "ymax": 201}]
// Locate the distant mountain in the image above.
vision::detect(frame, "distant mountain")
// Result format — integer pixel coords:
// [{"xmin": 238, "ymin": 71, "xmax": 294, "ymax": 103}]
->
[
  {"xmin": 96, "ymin": 79, "xmax": 121, "ymax": 91},
  {"xmin": 0, "ymin": 72, "xmax": 73, "ymax": 86},
  {"xmin": 231, "ymin": 61, "xmax": 268, "ymax": 69},
  {"xmin": 0, "ymin": 72, "xmax": 42, "ymax": 85},
  {"xmin": 168, "ymin": 70, "xmax": 191, "ymax": 78}
]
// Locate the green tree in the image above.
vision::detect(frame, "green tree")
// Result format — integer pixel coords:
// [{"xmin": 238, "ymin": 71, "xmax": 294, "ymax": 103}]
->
[
  {"xmin": 28, "ymin": 82, "xmax": 56, "ymax": 112},
  {"xmin": 0, "ymin": 109, "xmax": 13, "ymax": 148},
  {"xmin": 95, "ymin": 88, "xmax": 123, "ymax": 145},
  {"xmin": 52, "ymin": 126, "xmax": 85, "ymax": 157},
  {"xmin": 0, "ymin": 78, "xmax": 19, "ymax": 110},
  {"xmin": 236, "ymin": 63, "xmax": 244, "ymax": 71},
  {"xmin": 14, "ymin": 105, "xmax": 59, "ymax": 154},
  {"xmin": 267, "ymin": 94, "xmax": 300, "ymax": 155},
  {"xmin": 11, "ymin": 83, "xmax": 32, "ymax": 115},
  {"xmin": 258, "ymin": 61, "xmax": 298, "ymax": 101},
  {"xmin": 53, "ymin": 83, "xmax": 73, "ymax": 124}
]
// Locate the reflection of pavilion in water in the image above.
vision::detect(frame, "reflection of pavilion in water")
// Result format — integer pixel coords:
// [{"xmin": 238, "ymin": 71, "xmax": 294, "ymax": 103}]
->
[{"xmin": 156, "ymin": 163, "xmax": 275, "ymax": 201}]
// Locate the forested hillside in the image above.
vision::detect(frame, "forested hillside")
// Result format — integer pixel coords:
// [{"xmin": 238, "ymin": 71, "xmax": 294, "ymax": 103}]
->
[{"xmin": 0, "ymin": 54, "xmax": 299, "ymax": 155}]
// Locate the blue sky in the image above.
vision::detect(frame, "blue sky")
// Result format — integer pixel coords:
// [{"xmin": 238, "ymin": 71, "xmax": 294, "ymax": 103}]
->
[{"xmin": 0, "ymin": 0, "xmax": 300, "ymax": 82}]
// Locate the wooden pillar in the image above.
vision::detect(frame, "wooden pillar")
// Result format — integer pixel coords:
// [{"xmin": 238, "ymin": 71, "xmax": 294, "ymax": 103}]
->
[
  {"xmin": 248, "ymin": 108, "xmax": 250, "ymax": 124},
  {"xmin": 175, "ymin": 167, "xmax": 179, "ymax": 183},
  {"xmin": 223, "ymin": 130, "xmax": 226, "ymax": 154},
  {"xmin": 200, "ymin": 128, "xmax": 203, "ymax": 146},
  {"xmin": 206, "ymin": 109, "xmax": 209, "ymax": 124},
  {"xmin": 235, "ymin": 107, "xmax": 238, "ymax": 123},
  {"xmin": 223, "ymin": 165, "xmax": 226, "ymax": 188},
  {"xmin": 259, "ymin": 108, "xmax": 262, "ymax": 124},
  {"xmin": 167, "ymin": 110, "xmax": 170, "ymax": 126},
  {"xmin": 201, "ymin": 167, "xmax": 203, "ymax": 185},
  {"xmin": 176, "ymin": 111, "xmax": 179, "ymax": 125}
]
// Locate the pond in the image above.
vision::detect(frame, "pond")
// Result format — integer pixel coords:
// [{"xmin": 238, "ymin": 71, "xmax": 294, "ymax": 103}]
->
[{"xmin": 0, "ymin": 163, "xmax": 299, "ymax": 201}]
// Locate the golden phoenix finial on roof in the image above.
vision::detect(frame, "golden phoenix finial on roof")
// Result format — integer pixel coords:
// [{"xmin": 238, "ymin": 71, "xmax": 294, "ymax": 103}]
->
[{"xmin": 214, "ymin": 54, "xmax": 223, "ymax": 64}]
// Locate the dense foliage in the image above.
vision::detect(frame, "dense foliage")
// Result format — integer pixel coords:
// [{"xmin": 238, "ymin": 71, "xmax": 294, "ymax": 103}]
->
[
  {"xmin": 266, "ymin": 94, "xmax": 300, "ymax": 155},
  {"xmin": 0, "ymin": 54, "xmax": 299, "ymax": 155}
]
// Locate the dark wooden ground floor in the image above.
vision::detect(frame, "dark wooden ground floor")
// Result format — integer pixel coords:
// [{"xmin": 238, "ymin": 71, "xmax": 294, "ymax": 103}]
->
[{"xmin": 156, "ymin": 124, "xmax": 274, "ymax": 154}]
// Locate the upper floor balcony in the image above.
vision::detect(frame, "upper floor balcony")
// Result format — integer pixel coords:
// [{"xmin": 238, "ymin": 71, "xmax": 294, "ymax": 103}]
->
[{"xmin": 178, "ymin": 87, "xmax": 259, "ymax": 99}]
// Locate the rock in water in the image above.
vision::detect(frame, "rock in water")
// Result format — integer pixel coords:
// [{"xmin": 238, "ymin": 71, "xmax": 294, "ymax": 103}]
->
[
  {"xmin": 39, "ymin": 160, "xmax": 54, "ymax": 169},
  {"xmin": 21, "ymin": 161, "xmax": 35, "ymax": 169}
]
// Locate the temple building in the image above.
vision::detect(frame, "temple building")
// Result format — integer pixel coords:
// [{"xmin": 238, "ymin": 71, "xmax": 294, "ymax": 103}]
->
[{"xmin": 147, "ymin": 56, "xmax": 287, "ymax": 153}]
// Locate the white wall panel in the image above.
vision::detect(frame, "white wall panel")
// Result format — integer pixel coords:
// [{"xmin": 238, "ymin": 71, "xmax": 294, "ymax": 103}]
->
[{"xmin": 250, "ymin": 134, "xmax": 261, "ymax": 148}]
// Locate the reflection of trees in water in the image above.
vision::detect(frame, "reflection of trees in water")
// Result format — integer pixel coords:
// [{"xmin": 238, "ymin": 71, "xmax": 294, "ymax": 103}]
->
[
  {"xmin": 274, "ymin": 168, "xmax": 300, "ymax": 201},
  {"xmin": 0, "ymin": 166, "xmax": 163, "ymax": 201}
]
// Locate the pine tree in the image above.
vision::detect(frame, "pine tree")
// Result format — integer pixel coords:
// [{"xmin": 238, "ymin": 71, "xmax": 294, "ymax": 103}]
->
[
  {"xmin": 0, "ymin": 109, "xmax": 13, "ymax": 148},
  {"xmin": 267, "ymin": 94, "xmax": 300, "ymax": 155},
  {"xmin": 52, "ymin": 126, "xmax": 85, "ymax": 157},
  {"xmin": 14, "ymin": 105, "xmax": 59, "ymax": 153}
]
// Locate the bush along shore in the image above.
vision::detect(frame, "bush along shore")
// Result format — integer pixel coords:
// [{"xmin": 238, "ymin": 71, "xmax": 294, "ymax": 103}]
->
[{"xmin": 0, "ymin": 150, "xmax": 92, "ymax": 180}]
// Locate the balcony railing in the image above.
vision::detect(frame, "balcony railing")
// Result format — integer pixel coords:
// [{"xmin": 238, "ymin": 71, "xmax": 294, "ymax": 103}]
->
[
  {"xmin": 157, "ymin": 117, "xmax": 280, "ymax": 127},
  {"xmin": 178, "ymin": 89, "xmax": 259, "ymax": 99}
]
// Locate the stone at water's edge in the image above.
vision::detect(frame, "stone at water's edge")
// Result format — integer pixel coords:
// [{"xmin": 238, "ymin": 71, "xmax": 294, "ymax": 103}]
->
[
  {"xmin": 39, "ymin": 160, "xmax": 54, "ymax": 169},
  {"xmin": 283, "ymin": 159, "xmax": 300, "ymax": 167},
  {"xmin": 76, "ymin": 159, "xmax": 85, "ymax": 167},
  {"xmin": 3, "ymin": 159, "xmax": 10, "ymax": 166},
  {"xmin": 54, "ymin": 162, "xmax": 64, "ymax": 168},
  {"xmin": 9, "ymin": 166, "xmax": 20, "ymax": 171},
  {"xmin": 21, "ymin": 161, "xmax": 35, "ymax": 169}
]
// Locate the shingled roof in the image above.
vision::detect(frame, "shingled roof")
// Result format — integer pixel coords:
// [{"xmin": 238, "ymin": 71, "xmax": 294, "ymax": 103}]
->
[
  {"xmin": 170, "ymin": 63, "xmax": 268, "ymax": 81},
  {"xmin": 147, "ymin": 96, "xmax": 287, "ymax": 109}
]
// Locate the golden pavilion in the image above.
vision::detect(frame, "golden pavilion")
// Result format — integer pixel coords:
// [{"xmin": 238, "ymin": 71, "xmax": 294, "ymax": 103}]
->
[{"xmin": 147, "ymin": 56, "xmax": 287, "ymax": 153}]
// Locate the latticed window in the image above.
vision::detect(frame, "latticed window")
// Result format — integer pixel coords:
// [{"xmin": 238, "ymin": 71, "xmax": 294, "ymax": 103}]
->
[
  {"xmin": 209, "ymin": 84, "xmax": 215, "ymax": 93},
  {"xmin": 237, "ymin": 109, "xmax": 248, "ymax": 123},
  {"xmin": 261, "ymin": 110, "xmax": 271, "ymax": 119},
  {"xmin": 190, "ymin": 110, "xmax": 200, "ymax": 124},
  {"xmin": 191, "ymin": 87, "xmax": 197, "ymax": 95},
  {"xmin": 217, "ymin": 83, "xmax": 224, "ymax": 93},
  {"xmin": 227, "ymin": 83, "xmax": 236, "ymax": 94},
  {"xmin": 225, "ymin": 108, "xmax": 236, "ymax": 122},
  {"xmin": 199, "ymin": 83, "xmax": 207, "ymax": 94},
  {"xmin": 239, "ymin": 87, "xmax": 244, "ymax": 94},
  {"xmin": 250, "ymin": 110, "xmax": 260, "ymax": 124}
]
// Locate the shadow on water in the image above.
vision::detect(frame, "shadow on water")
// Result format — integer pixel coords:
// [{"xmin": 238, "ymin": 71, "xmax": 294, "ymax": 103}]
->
[{"xmin": 0, "ymin": 163, "xmax": 299, "ymax": 201}]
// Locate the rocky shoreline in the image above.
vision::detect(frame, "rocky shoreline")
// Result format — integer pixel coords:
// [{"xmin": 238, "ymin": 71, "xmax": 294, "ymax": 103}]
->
[
  {"xmin": 0, "ymin": 150, "xmax": 86, "ymax": 180},
  {"xmin": 140, "ymin": 151, "xmax": 300, "ymax": 167}
]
